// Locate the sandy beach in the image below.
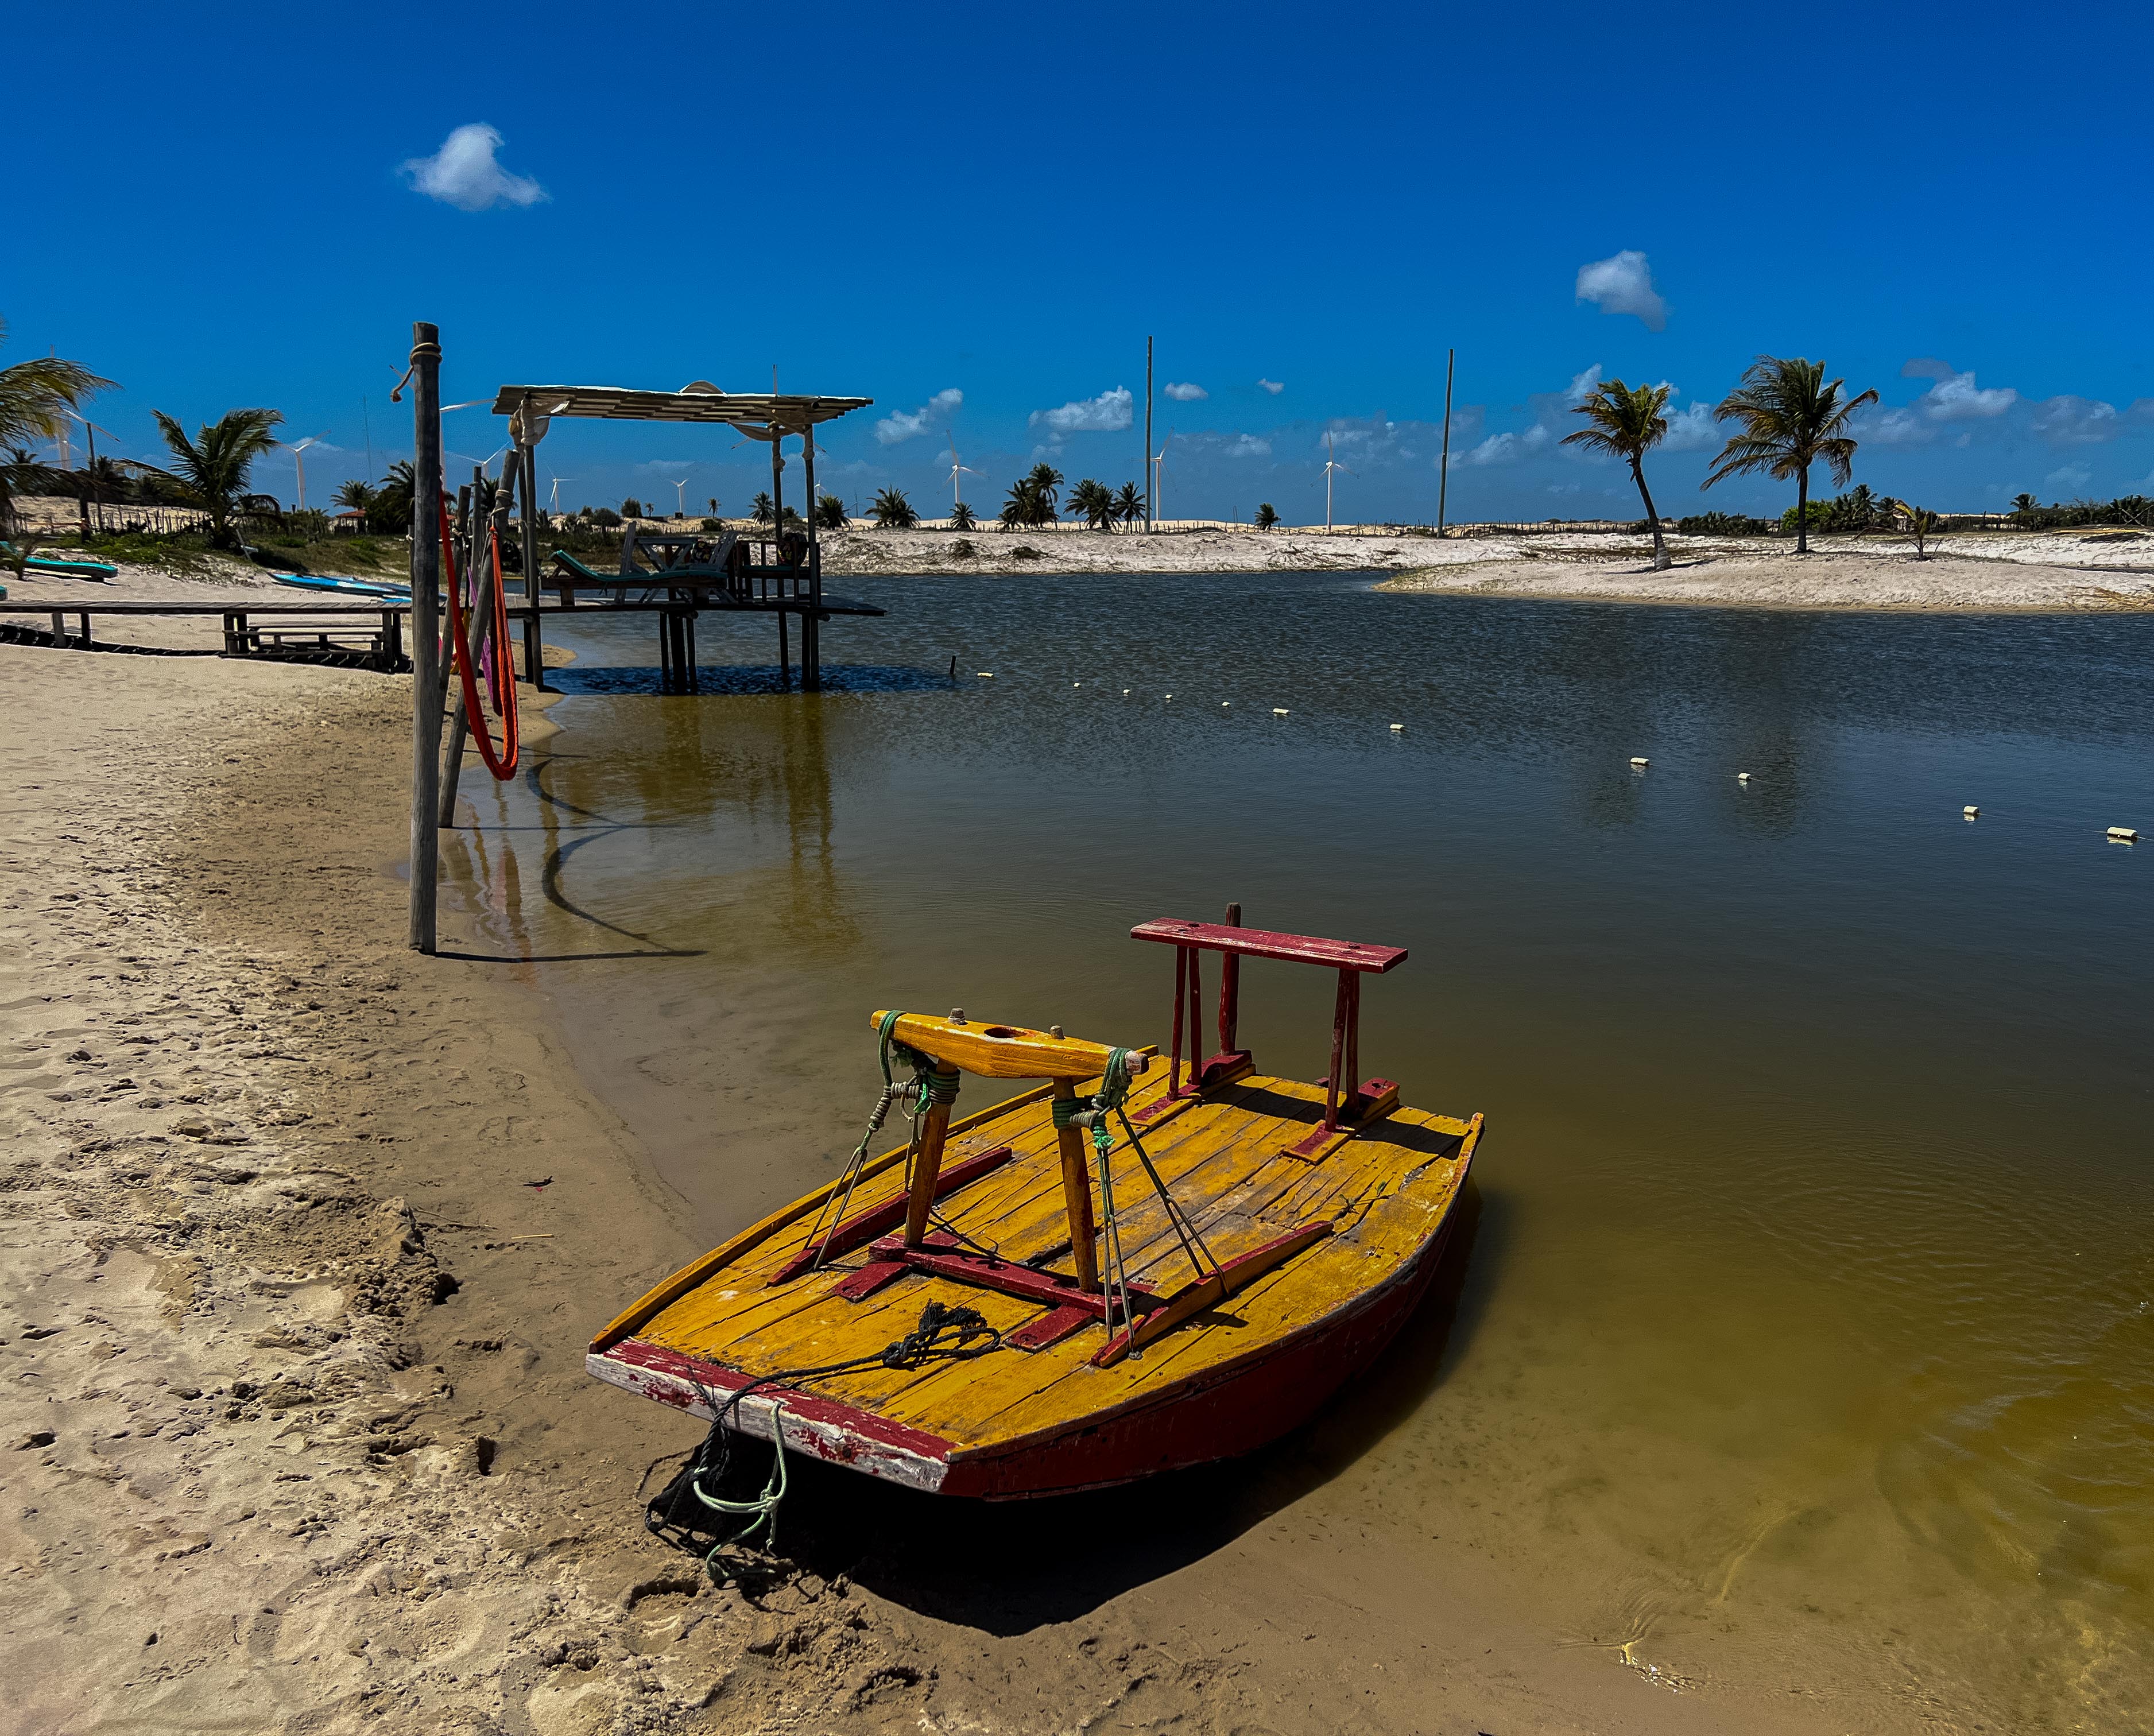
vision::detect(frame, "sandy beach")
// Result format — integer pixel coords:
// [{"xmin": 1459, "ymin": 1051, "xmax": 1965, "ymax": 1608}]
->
[{"xmin": 0, "ymin": 570, "xmax": 1876, "ymax": 1733}]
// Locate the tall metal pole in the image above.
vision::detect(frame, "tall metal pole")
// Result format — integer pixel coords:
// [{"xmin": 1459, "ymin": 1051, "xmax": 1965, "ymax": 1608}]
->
[
  {"xmin": 406, "ymin": 321, "xmax": 444, "ymax": 954},
  {"xmin": 1144, "ymin": 335, "xmax": 1153, "ymax": 532},
  {"xmin": 1437, "ymin": 347, "xmax": 1455, "ymax": 533}
]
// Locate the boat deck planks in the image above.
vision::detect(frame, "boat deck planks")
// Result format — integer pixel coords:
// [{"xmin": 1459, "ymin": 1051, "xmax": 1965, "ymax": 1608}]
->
[{"xmin": 599, "ymin": 1067, "xmax": 1474, "ymax": 1462}]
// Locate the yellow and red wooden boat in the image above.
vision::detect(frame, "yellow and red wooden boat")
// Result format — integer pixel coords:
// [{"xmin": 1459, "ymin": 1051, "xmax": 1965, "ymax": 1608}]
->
[{"xmin": 588, "ymin": 910, "xmax": 1483, "ymax": 1498}]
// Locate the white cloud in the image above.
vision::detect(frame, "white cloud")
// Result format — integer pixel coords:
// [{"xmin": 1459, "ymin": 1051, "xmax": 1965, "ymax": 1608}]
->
[
  {"xmin": 1660, "ymin": 401, "xmax": 1719, "ymax": 451},
  {"xmin": 1029, "ymin": 386, "xmax": 1133, "ymax": 433},
  {"xmin": 1861, "ymin": 406, "xmax": 1931, "ymax": 446},
  {"xmin": 1226, "ymin": 435, "xmax": 1270, "ymax": 458},
  {"xmin": 401, "ymin": 123, "xmax": 547, "ymax": 211},
  {"xmin": 2045, "ymin": 464, "xmax": 2093, "ymax": 494},
  {"xmin": 1575, "ymin": 250, "xmax": 1667, "ymax": 331},
  {"xmin": 1465, "ymin": 425, "xmax": 1551, "ymax": 466},
  {"xmin": 1564, "ymin": 364, "xmax": 1603, "ymax": 405},
  {"xmin": 874, "ymin": 388, "xmax": 962, "ymax": 445},
  {"xmin": 1257, "ymin": 378, "xmax": 1285, "ymax": 394},
  {"xmin": 2031, "ymin": 394, "xmax": 2120, "ymax": 446},
  {"xmin": 1900, "ymin": 357, "xmax": 2016, "ymax": 420},
  {"xmin": 1164, "ymin": 382, "xmax": 1207, "ymax": 401}
]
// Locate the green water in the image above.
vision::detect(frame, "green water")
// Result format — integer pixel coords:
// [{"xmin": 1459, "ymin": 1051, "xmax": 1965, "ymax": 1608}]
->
[{"xmin": 443, "ymin": 571, "xmax": 2154, "ymax": 1729}]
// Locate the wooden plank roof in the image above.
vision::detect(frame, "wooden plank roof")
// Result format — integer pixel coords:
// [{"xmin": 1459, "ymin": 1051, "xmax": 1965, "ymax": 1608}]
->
[{"xmin": 490, "ymin": 384, "xmax": 872, "ymax": 432}]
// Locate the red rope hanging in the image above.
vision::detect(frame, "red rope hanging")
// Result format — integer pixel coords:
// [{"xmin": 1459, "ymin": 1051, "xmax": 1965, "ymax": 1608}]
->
[{"xmin": 437, "ymin": 503, "xmax": 520, "ymax": 780}]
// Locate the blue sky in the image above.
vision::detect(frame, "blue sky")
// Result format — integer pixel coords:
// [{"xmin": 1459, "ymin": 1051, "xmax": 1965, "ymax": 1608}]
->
[{"xmin": 9, "ymin": 0, "xmax": 2152, "ymax": 524}]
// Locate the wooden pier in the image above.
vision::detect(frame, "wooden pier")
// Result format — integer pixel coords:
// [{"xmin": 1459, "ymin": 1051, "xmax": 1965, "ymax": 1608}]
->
[{"xmin": 0, "ymin": 591, "xmax": 885, "ymax": 690}]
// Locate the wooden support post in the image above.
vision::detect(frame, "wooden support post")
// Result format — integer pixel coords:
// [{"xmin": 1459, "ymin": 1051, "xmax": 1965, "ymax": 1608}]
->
[
  {"xmin": 776, "ymin": 608, "xmax": 789, "ymax": 689},
  {"xmin": 901, "ymin": 1094, "xmax": 957, "ymax": 1249},
  {"xmin": 1052, "ymin": 1077, "xmax": 1102, "ymax": 1293},
  {"xmin": 1218, "ymin": 900, "xmax": 1242, "ymax": 1055},
  {"xmin": 406, "ymin": 321, "xmax": 444, "ymax": 954},
  {"xmin": 1321, "ymin": 969, "xmax": 1350, "ymax": 1132},
  {"xmin": 518, "ymin": 427, "xmax": 544, "ymax": 689},
  {"xmin": 802, "ymin": 429, "xmax": 821, "ymax": 692},
  {"xmin": 768, "ymin": 433, "xmax": 784, "ymax": 582},
  {"xmin": 1168, "ymin": 946, "xmax": 1188, "ymax": 1096}
]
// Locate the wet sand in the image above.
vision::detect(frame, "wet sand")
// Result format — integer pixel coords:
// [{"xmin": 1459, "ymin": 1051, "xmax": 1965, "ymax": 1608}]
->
[{"xmin": 0, "ymin": 634, "xmax": 1857, "ymax": 1726}]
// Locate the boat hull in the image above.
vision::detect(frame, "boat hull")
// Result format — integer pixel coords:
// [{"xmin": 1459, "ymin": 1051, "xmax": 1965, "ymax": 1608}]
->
[{"xmin": 588, "ymin": 1189, "xmax": 1462, "ymax": 1499}]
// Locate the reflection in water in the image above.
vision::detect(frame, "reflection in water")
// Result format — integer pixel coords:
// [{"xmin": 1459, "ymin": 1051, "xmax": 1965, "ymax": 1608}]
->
[{"xmin": 439, "ymin": 572, "xmax": 2154, "ymax": 1733}]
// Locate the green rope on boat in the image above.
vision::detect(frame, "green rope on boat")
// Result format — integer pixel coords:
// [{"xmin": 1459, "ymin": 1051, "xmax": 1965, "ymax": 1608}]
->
[{"xmin": 689, "ymin": 1401, "xmax": 789, "ymax": 1554}]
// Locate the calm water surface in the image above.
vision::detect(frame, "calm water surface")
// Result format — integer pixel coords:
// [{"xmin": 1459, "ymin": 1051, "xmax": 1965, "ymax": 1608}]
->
[{"xmin": 443, "ymin": 570, "xmax": 2154, "ymax": 1729}]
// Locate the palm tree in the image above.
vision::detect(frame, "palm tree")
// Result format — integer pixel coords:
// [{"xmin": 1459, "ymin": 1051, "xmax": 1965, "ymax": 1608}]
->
[
  {"xmin": 1562, "ymin": 378, "xmax": 1675, "ymax": 570},
  {"xmin": 1025, "ymin": 462, "xmax": 1063, "ymax": 522},
  {"xmin": 815, "ymin": 492, "xmax": 847, "ymax": 530},
  {"xmin": 372, "ymin": 461, "xmax": 417, "ymax": 533},
  {"xmin": 1067, "ymin": 478, "xmax": 1117, "ymax": 529},
  {"xmin": 137, "ymin": 407, "xmax": 284, "ymax": 548},
  {"xmin": 750, "ymin": 490, "xmax": 774, "ymax": 524},
  {"xmin": 332, "ymin": 478, "xmax": 377, "ymax": 531},
  {"xmin": 0, "ymin": 319, "xmax": 113, "ymax": 536},
  {"xmin": 870, "ymin": 486, "xmax": 919, "ymax": 529},
  {"xmin": 950, "ymin": 501, "xmax": 977, "ymax": 532},
  {"xmin": 1113, "ymin": 481, "xmax": 1146, "ymax": 530},
  {"xmin": 1254, "ymin": 502, "xmax": 1279, "ymax": 530},
  {"xmin": 1002, "ymin": 476, "xmax": 1046, "ymax": 528},
  {"xmin": 1890, "ymin": 497, "xmax": 1943, "ymax": 560},
  {"xmin": 1703, "ymin": 356, "xmax": 1880, "ymax": 555}
]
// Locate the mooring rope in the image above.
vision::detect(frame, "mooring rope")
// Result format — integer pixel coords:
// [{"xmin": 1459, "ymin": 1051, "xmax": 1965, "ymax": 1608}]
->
[{"xmin": 646, "ymin": 1300, "xmax": 1001, "ymax": 1564}]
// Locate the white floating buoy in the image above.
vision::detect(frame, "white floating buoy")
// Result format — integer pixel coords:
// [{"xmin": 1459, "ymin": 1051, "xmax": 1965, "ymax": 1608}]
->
[
  {"xmin": 977, "ymin": 672, "xmax": 994, "ymax": 678},
  {"xmin": 1074, "ymin": 681, "xmax": 1081, "ymax": 687},
  {"xmin": 1164, "ymin": 693, "xmax": 1172, "ymax": 700},
  {"xmin": 1630, "ymin": 756, "xmax": 1649, "ymax": 768},
  {"xmin": 1274, "ymin": 707, "xmax": 1290, "ymax": 716},
  {"xmin": 1222, "ymin": 700, "xmax": 1230, "ymax": 707},
  {"xmin": 1390, "ymin": 723, "xmax": 1404, "ymax": 731},
  {"xmin": 2109, "ymin": 826, "xmax": 2139, "ymax": 843},
  {"xmin": 1964, "ymin": 805, "xmax": 1980, "ymax": 819},
  {"xmin": 1122, "ymin": 688, "xmax": 1130, "ymax": 695},
  {"xmin": 1737, "ymin": 772, "xmax": 1751, "ymax": 782}
]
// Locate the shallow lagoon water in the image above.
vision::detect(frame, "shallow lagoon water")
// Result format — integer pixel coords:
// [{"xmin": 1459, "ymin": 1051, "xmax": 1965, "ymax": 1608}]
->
[{"xmin": 444, "ymin": 568, "xmax": 2154, "ymax": 1730}]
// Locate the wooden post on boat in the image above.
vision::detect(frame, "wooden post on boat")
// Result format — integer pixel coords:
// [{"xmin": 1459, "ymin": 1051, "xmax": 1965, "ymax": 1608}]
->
[
  {"xmin": 406, "ymin": 321, "xmax": 444, "ymax": 954},
  {"xmin": 901, "ymin": 1100, "xmax": 956, "ymax": 1248},
  {"xmin": 1051, "ymin": 1075, "xmax": 1102, "ymax": 1292}
]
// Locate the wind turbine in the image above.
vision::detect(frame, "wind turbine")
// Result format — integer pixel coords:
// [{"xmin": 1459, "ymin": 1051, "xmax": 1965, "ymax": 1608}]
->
[
  {"xmin": 1321, "ymin": 432, "xmax": 1353, "ymax": 532},
  {"xmin": 283, "ymin": 431, "xmax": 329, "ymax": 510},
  {"xmin": 947, "ymin": 434, "xmax": 977, "ymax": 512},
  {"xmin": 1151, "ymin": 431, "xmax": 1172, "ymax": 526},
  {"xmin": 671, "ymin": 478, "xmax": 689, "ymax": 518},
  {"xmin": 548, "ymin": 478, "xmax": 577, "ymax": 516}
]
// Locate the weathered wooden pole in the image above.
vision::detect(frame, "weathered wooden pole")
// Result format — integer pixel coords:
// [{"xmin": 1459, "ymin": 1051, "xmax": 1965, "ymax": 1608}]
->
[
  {"xmin": 406, "ymin": 322, "xmax": 444, "ymax": 954},
  {"xmin": 768, "ymin": 432, "xmax": 785, "ymax": 577},
  {"xmin": 518, "ymin": 400, "xmax": 542, "ymax": 687},
  {"xmin": 901, "ymin": 1085, "xmax": 958, "ymax": 1248},
  {"xmin": 1052, "ymin": 1076, "xmax": 1102, "ymax": 1292}
]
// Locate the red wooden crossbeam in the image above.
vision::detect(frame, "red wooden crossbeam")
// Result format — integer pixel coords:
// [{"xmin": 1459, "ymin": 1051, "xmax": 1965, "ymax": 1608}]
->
[
  {"xmin": 1130, "ymin": 919, "xmax": 1407, "ymax": 974},
  {"xmin": 831, "ymin": 1231, "xmax": 1165, "ymax": 1325},
  {"xmin": 768, "ymin": 1145, "xmax": 1016, "ymax": 1285}
]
